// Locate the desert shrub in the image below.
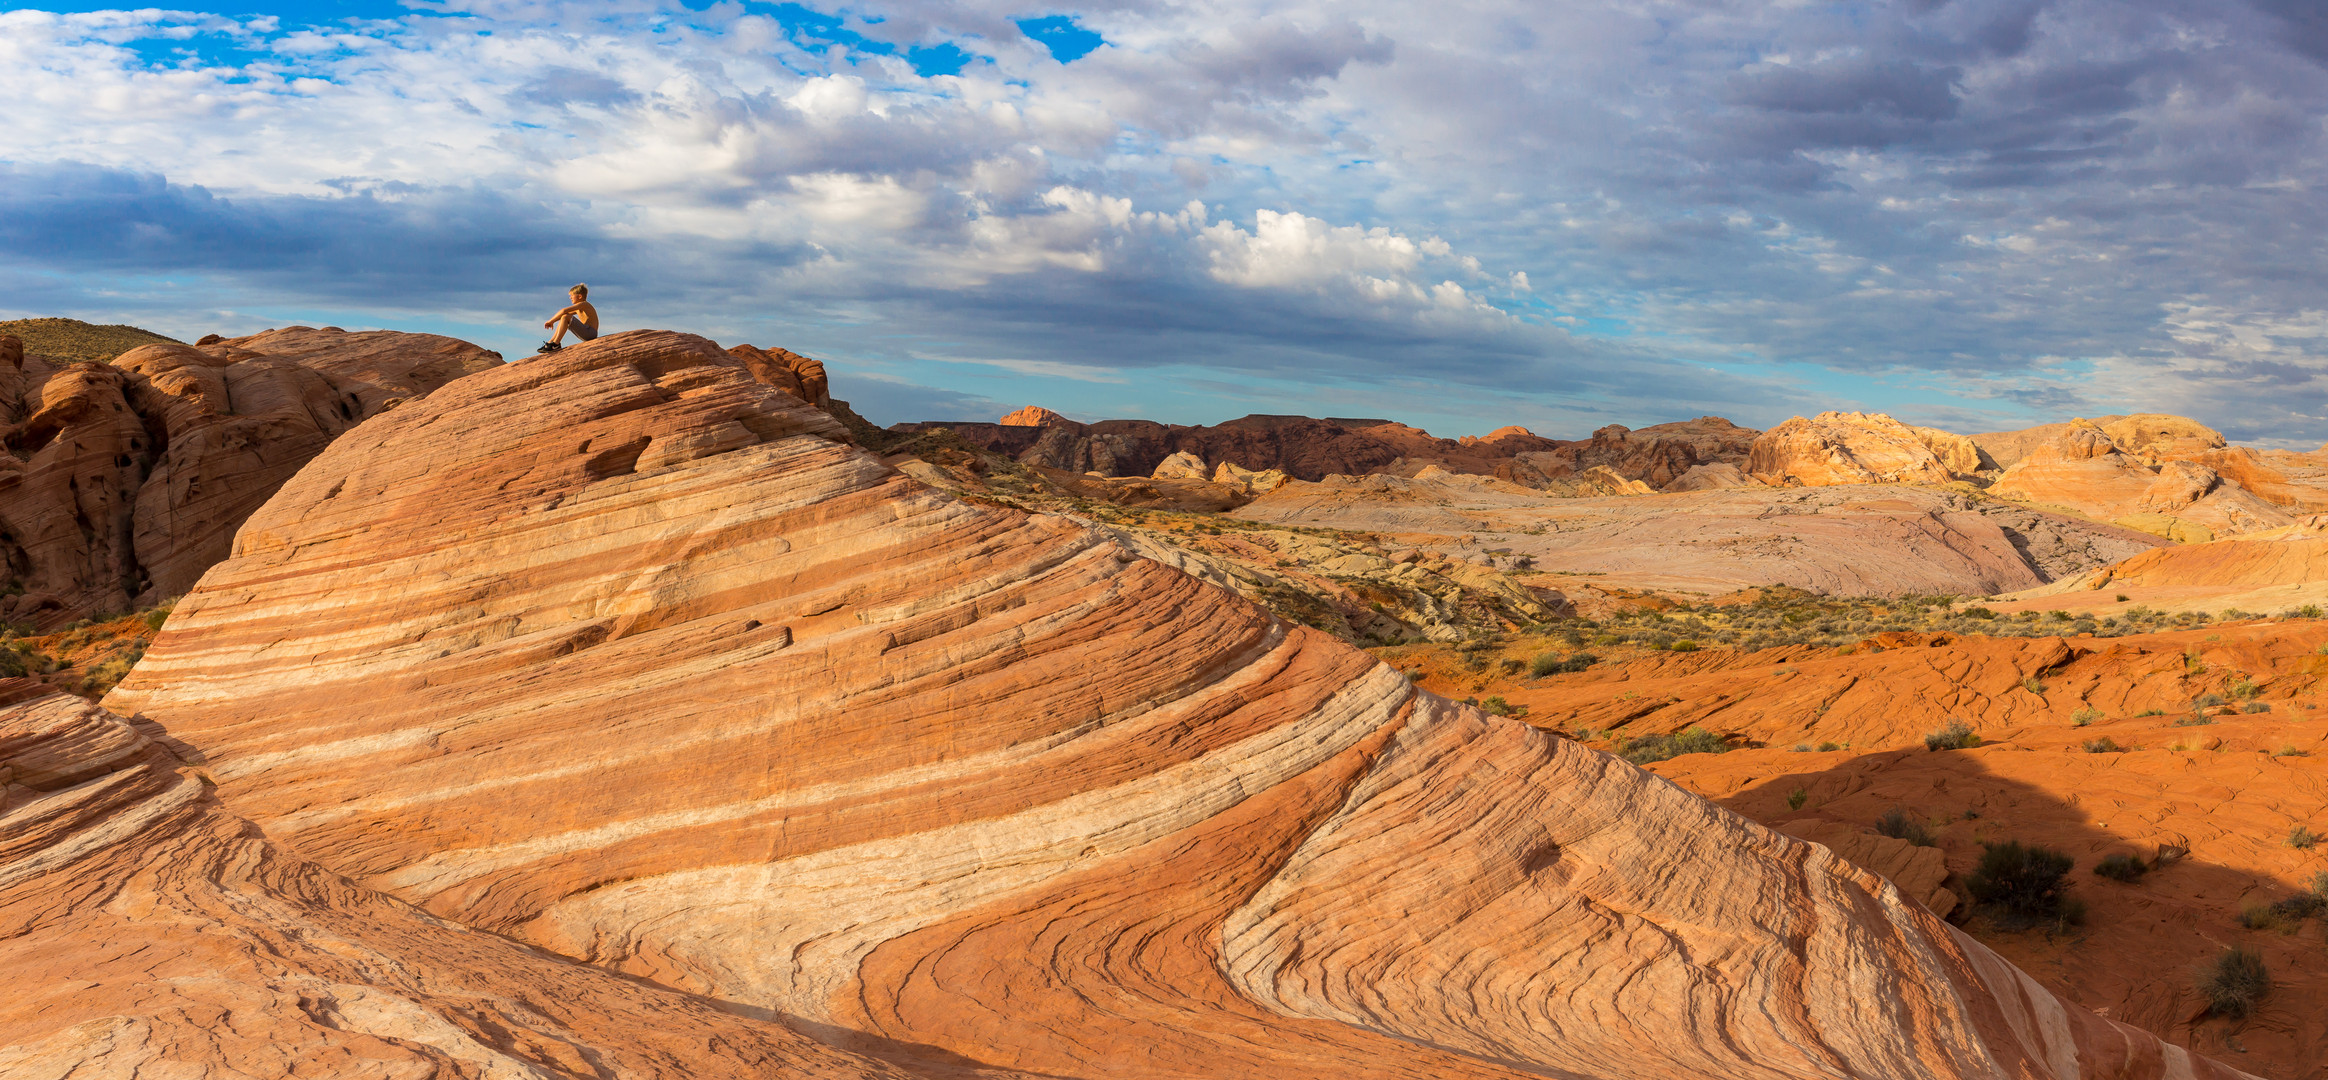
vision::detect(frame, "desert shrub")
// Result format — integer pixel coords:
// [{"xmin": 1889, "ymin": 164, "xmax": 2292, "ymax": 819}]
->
[
  {"xmin": 2021, "ymin": 675, "xmax": 2047, "ymax": 694},
  {"xmin": 1670, "ymin": 640, "xmax": 1699, "ymax": 652},
  {"xmin": 142, "ymin": 607, "xmax": 171, "ymax": 632},
  {"xmin": 1786, "ymin": 787, "xmax": 1808, "ymax": 811},
  {"xmin": 2247, "ymin": 702, "xmax": 2273, "ymax": 714},
  {"xmin": 2290, "ymin": 825, "xmax": 2319, "ymax": 850},
  {"xmin": 2197, "ymin": 948, "xmax": 2269, "ymax": 1019},
  {"xmin": 2277, "ymin": 746, "xmax": 2309, "ymax": 757},
  {"xmin": 1816, "ymin": 741, "xmax": 1841, "ymax": 752},
  {"xmin": 1530, "ymin": 652, "xmax": 1599, "ymax": 676},
  {"xmin": 2195, "ymin": 693, "xmax": 2228, "ymax": 708},
  {"xmin": 2070, "ymin": 706, "xmax": 2102, "ymax": 727},
  {"xmin": 2174, "ymin": 716, "xmax": 2215, "ymax": 727},
  {"xmin": 2094, "ymin": 853, "xmax": 2148, "ymax": 882},
  {"xmin": 2230, "ymin": 677, "xmax": 2262, "ymax": 701},
  {"xmin": 1478, "ymin": 696, "xmax": 1521, "ymax": 717},
  {"xmin": 1874, "ymin": 806, "xmax": 1937, "ymax": 848},
  {"xmin": 1499, "ymin": 658, "xmax": 1525, "ymax": 675},
  {"xmin": 1619, "ymin": 726, "xmax": 1729, "ymax": 765},
  {"xmin": 1791, "ymin": 743, "xmax": 1812, "ymax": 752},
  {"xmin": 1963, "ymin": 607, "xmax": 1997, "ymax": 619},
  {"xmin": 1925, "ymin": 720, "xmax": 1980, "ymax": 751},
  {"xmin": 2116, "ymin": 594, "xmax": 2131, "ymax": 603},
  {"xmin": 1965, "ymin": 840, "xmax": 2077, "ymax": 926},
  {"xmin": 2270, "ymin": 893, "xmax": 2325, "ymax": 921}
]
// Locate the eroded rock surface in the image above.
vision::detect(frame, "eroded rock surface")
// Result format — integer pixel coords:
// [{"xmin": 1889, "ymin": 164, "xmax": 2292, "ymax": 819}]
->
[
  {"xmin": 1500, "ymin": 416, "xmax": 1761, "ymax": 490},
  {"xmin": 94, "ymin": 329, "xmax": 2242, "ymax": 1079},
  {"xmin": 1991, "ymin": 420, "xmax": 2293, "ymax": 541},
  {"xmin": 1748, "ymin": 411, "xmax": 1990, "ymax": 487},
  {"xmin": 1235, "ymin": 473, "xmax": 2164, "ymax": 597},
  {"xmin": 0, "ymin": 327, "xmax": 498, "ymax": 628},
  {"xmin": 0, "ymin": 678, "xmax": 1003, "ymax": 1080}
]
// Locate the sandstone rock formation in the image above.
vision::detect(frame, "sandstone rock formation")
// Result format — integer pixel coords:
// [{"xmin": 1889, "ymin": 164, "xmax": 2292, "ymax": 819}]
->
[
  {"xmin": 2100, "ymin": 413, "xmax": 2228, "ymax": 459},
  {"xmin": 999, "ymin": 404, "xmax": 1072, "ymax": 426},
  {"xmin": 0, "ymin": 679, "xmax": 1006, "ymax": 1080},
  {"xmin": 1151, "ymin": 450, "xmax": 1208, "ymax": 479},
  {"xmin": 1499, "ymin": 417, "xmax": 1761, "ymax": 490},
  {"xmin": 726, "ymin": 343, "xmax": 830, "ymax": 407},
  {"xmin": 1664, "ymin": 461, "xmax": 1760, "ymax": 491},
  {"xmin": 1748, "ymin": 411, "xmax": 1991, "ymax": 487},
  {"xmin": 0, "ymin": 327, "xmax": 498, "ymax": 628},
  {"xmin": 1235, "ymin": 474, "xmax": 2163, "ymax": 597},
  {"xmin": 1991, "ymin": 514, "xmax": 2328, "ymax": 616},
  {"xmin": 1970, "ymin": 417, "xmax": 2128, "ymax": 471},
  {"xmin": 1212, "ymin": 460, "xmax": 1289, "ymax": 492},
  {"xmin": 1990, "ymin": 420, "xmax": 2293, "ymax": 541},
  {"xmin": 74, "ymin": 329, "xmax": 2239, "ymax": 1079}
]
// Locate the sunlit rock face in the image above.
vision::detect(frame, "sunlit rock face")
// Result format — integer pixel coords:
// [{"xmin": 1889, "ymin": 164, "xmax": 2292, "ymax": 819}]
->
[{"xmin": 95, "ymin": 330, "xmax": 2253, "ymax": 1080}]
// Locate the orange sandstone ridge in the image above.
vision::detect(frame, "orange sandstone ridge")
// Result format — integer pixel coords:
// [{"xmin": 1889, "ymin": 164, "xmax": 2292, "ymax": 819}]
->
[{"xmin": 6, "ymin": 329, "xmax": 2237, "ymax": 1078}]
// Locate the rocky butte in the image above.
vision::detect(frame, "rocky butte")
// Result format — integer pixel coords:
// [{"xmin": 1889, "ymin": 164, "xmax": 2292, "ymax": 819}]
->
[{"xmin": 0, "ymin": 329, "xmax": 2262, "ymax": 1078}]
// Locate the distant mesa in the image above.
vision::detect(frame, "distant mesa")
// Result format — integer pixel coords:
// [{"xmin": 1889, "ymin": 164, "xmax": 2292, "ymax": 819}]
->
[{"xmin": 0, "ymin": 317, "xmax": 182, "ymax": 363}]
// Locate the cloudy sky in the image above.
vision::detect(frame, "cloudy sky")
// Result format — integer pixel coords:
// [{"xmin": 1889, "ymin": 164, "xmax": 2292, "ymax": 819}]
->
[{"xmin": 4, "ymin": 0, "xmax": 2326, "ymax": 442}]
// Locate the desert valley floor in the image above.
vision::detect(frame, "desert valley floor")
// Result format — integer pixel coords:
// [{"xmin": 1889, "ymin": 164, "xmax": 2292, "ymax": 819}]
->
[{"xmin": 10, "ymin": 319, "xmax": 2328, "ymax": 1077}]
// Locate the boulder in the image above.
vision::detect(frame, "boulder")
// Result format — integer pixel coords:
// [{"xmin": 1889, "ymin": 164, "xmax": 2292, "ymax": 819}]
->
[
  {"xmin": 1212, "ymin": 460, "xmax": 1290, "ymax": 492},
  {"xmin": 726, "ymin": 343, "xmax": 830, "ymax": 407},
  {"xmin": 1663, "ymin": 462, "xmax": 1760, "ymax": 491},
  {"xmin": 1151, "ymin": 450, "xmax": 1209, "ymax": 480}
]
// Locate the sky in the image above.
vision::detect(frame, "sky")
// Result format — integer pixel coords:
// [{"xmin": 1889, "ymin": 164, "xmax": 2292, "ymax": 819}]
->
[{"xmin": 3, "ymin": 0, "xmax": 2327, "ymax": 443}]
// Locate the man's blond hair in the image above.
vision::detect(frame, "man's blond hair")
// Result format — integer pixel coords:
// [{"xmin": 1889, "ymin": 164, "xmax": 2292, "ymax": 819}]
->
[{"xmin": 570, "ymin": 283, "xmax": 589, "ymax": 298}]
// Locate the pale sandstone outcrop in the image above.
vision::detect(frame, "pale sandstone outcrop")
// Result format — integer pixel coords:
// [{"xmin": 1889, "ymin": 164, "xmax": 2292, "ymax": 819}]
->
[
  {"xmin": 0, "ymin": 328, "xmax": 497, "ymax": 628},
  {"xmin": 1664, "ymin": 461, "xmax": 1760, "ymax": 491},
  {"xmin": 1151, "ymin": 450, "xmax": 1208, "ymax": 479},
  {"xmin": 89, "ymin": 329, "xmax": 2240, "ymax": 1079},
  {"xmin": 1236, "ymin": 475, "xmax": 2162, "ymax": 597},
  {"xmin": 2099, "ymin": 413, "xmax": 2227, "ymax": 460},
  {"xmin": 1747, "ymin": 412, "xmax": 1986, "ymax": 487},
  {"xmin": 1212, "ymin": 460, "xmax": 1290, "ymax": 492},
  {"xmin": 1991, "ymin": 421, "xmax": 2292, "ymax": 540}
]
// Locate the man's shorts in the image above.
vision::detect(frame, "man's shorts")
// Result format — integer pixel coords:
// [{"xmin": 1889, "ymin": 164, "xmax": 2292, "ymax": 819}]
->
[{"xmin": 570, "ymin": 320, "xmax": 598, "ymax": 341}]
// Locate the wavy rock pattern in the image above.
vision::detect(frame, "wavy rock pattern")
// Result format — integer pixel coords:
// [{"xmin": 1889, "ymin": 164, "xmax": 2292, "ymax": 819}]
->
[{"xmin": 97, "ymin": 331, "xmax": 2250, "ymax": 1078}]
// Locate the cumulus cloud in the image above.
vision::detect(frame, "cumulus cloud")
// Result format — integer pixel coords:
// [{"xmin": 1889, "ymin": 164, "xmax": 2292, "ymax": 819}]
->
[{"xmin": 5, "ymin": 0, "xmax": 2328, "ymax": 439}]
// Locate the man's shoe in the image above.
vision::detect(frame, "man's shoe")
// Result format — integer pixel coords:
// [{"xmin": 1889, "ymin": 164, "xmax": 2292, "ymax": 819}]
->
[{"xmin": 536, "ymin": 340, "xmax": 562, "ymax": 354}]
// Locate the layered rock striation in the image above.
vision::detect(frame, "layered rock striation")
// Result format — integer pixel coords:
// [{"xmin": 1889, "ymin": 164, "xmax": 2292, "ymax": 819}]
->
[
  {"xmin": 1749, "ymin": 411, "xmax": 1994, "ymax": 487},
  {"xmin": 0, "ymin": 327, "xmax": 498, "ymax": 628},
  {"xmin": 89, "ymin": 330, "xmax": 2243, "ymax": 1079},
  {"xmin": 1990, "ymin": 420, "xmax": 2293, "ymax": 541}
]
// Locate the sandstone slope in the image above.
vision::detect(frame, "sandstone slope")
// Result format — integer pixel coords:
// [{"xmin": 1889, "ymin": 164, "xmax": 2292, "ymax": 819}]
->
[
  {"xmin": 0, "ymin": 679, "xmax": 1015, "ymax": 1080},
  {"xmin": 1749, "ymin": 411, "xmax": 1992, "ymax": 487},
  {"xmin": 0, "ymin": 326, "xmax": 499, "ymax": 628},
  {"xmin": 85, "ymin": 330, "xmax": 2240, "ymax": 1079}
]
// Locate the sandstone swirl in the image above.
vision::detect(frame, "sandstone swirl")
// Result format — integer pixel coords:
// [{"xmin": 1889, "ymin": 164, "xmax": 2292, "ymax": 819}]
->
[{"xmin": 93, "ymin": 331, "xmax": 2246, "ymax": 1078}]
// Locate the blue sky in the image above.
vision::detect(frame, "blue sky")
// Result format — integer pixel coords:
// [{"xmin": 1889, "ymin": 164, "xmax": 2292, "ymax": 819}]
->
[{"xmin": 4, "ymin": 0, "xmax": 2328, "ymax": 444}]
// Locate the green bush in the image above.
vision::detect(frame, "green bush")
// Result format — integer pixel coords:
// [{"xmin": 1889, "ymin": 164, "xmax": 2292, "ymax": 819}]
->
[
  {"xmin": 2230, "ymin": 677, "xmax": 2261, "ymax": 701},
  {"xmin": 2083, "ymin": 737, "xmax": 2123, "ymax": 753},
  {"xmin": 1874, "ymin": 806, "xmax": 1936, "ymax": 848},
  {"xmin": 2137, "ymin": 708, "xmax": 2165, "ymax": 717},
  {"xmin": 1925, "ymin": 720, "xmax": 1980, "ymax": 751},
  {"xmin": 1816, "ymin": 741, "xmax": 1841, "ymax": 752},
  {"xmin": 1786, "ymin": 787, "xmax": 1808, "ymax": 811},
  {"xmin": 1529, "ymin": 651, "xmax": 1598, "ymax": 677},
  {"xmin": 2094, "ymin": 853, "xmax": 2148, "ymax": 882},
  {"xmin": 2021, "ymin": 675, "xmax": 2047, "ymax": 694},
  {"xmin": 2195, "ymin": 693, "xmax": 2228, "ymax": 707},
  {"xmin": 2070, "ymin": 706, "xmax": 2102, "ymax": 727},
  {"xmin": 1965, "ymin": 840, "xmax": 2077, "ymax": 926},
  {"xmin": 1619, "ymin": 726, "xmax": 1729, "ymax": 765},
  {"xmin": 2198, "ymin": 948, "xmax": 2269, "ymax": 1019},
  {"xmin": 2289, "ymin": 825, "xmax": 2318, "ymax": 850},
  {"xmin": 1670, "ymin": 640, "xmax": 1699, "ymax": 652}
]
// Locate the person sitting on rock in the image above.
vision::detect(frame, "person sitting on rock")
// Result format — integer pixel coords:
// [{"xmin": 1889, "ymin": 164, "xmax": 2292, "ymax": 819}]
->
[{"xmin": 538, "ymin": 284, "xmax": 598, "ymax": 353}]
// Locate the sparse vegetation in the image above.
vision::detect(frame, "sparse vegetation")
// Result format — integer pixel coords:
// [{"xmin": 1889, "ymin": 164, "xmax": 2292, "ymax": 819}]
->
[
  {"xmin": 1619, "ymin": 726, "xmax": 1730, "ymax": 765},
  {"xmin": 2277, "ymin": 746, "xmax": 2309, "ymax": 758},
  {"xmin": 1965, "ymin": 840, "xmax": 2079, "ymax": 928},
  {"xmin": 1924, "ymin": 720, "xmax": 1980, "ymax": 751},
  {"xmin": 2094, "ymin": 853, "xmax": 2148, "ymax": 882},
  {"xmin": 2197, "ymin": 948, "xmax": 2269, "ymax": 1020},
  {"xmin": 2173, "ymin": 716, "xmax": 2215, "ymax": 727},
  {"xmin": 1786, "ymin": 787, "xmax": 1808, "ymax": 811},
  {"xmin": 1816, "ymin": 741, "xmax": 1841, "ymax": 752},
  {"xmin": 2195, "ymin": 693, "xmax": 2228, "ymax": 708},
  {"xmin": 2231, "ymin": 676, "xmax": 2262, "ymax": 701},
  {"xmin": 2247, "ymin": 702, "xmax": 2273, "ymax": 714},
  {"xmin": 1874, "ymin": 806, "xmax": 1937, "ymax": 847},
  {"xmin": 2070, "ymin": 706, "xmax": 2102, "ymax": 727},
  {"xmin": 2289, "ymin": 825, "xmax": 2318, "ymax": 850},
  {"xmin": 2020, "ymin": 675, "xmax": 2046, "ymax": 694},
  {"xmin": 1529, "ymin": 651, "xmax": 1598, "ymax": 677}
]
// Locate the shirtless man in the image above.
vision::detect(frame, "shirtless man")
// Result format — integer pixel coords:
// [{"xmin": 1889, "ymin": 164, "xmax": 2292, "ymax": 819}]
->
[{"xmin": 539, "ymin": 284, "xmax": 598, "ymax": 353}]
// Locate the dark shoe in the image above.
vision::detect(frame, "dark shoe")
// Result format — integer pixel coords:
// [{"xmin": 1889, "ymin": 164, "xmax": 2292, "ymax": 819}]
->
[{"xmin": 536, "ymin": 340, "xmax": 562, "ymax": 354}]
